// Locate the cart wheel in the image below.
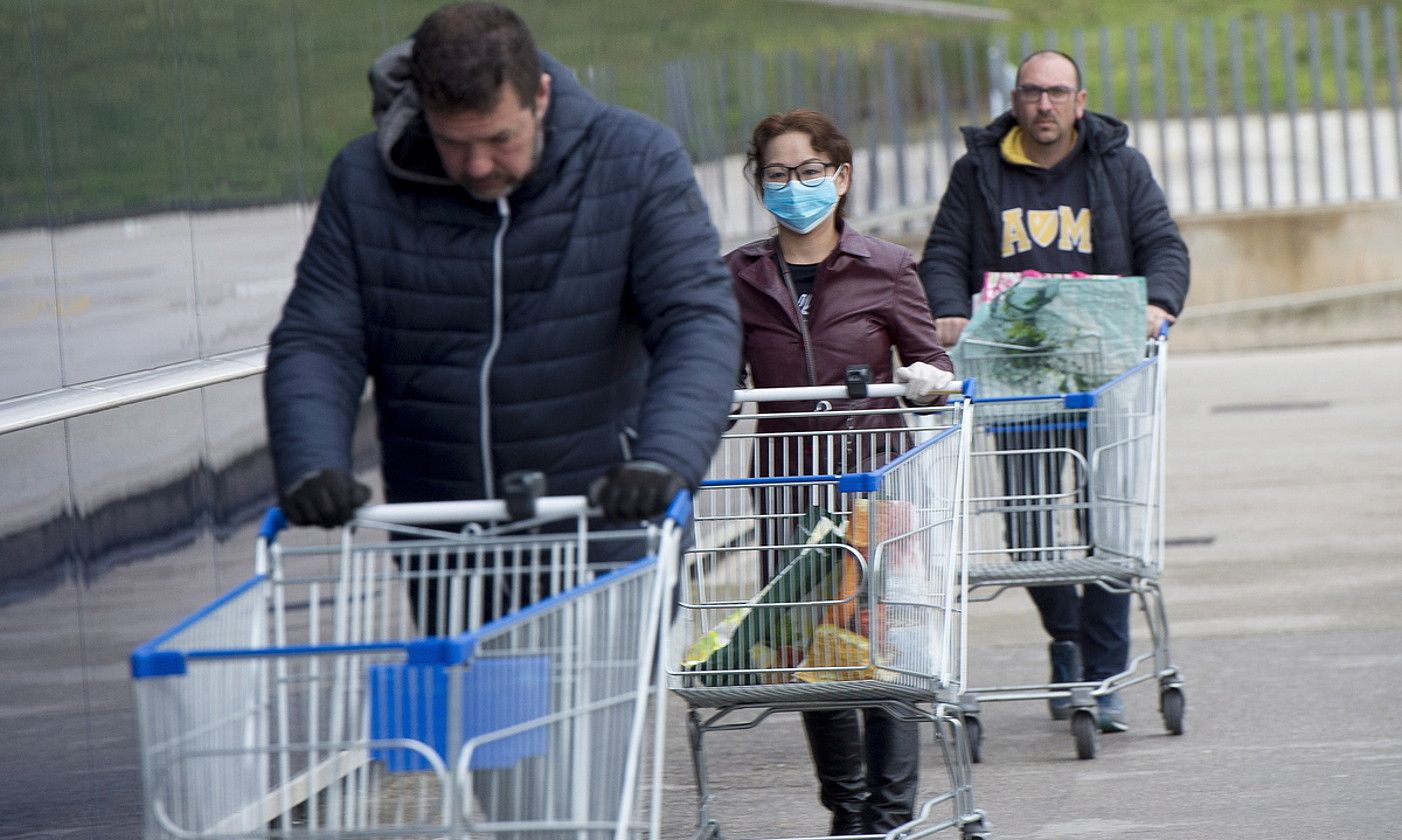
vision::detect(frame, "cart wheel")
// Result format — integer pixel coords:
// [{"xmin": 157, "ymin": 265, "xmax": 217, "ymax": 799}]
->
[
  {"xmin": 964, "ymin": 714, "xmax": 983, "ymax": 763},
  {"xmin": 1161, "ymin": 686, "xmax": 1186, "ymax": 736},
  {"xmin": 960, "ymin": 817, "xmax": 990, "ymax": 839},
  {"xmin": 1072, "ymin": 709, "xmax": 1099, "ymax": 760}
]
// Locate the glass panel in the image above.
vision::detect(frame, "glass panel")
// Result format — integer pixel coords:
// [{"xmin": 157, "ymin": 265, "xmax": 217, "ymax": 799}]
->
[
  {"xmin": 40, "ymin": 0, "xmax": 199, "ymax": 383},
  {"xmin": 179, "ymin": 1, "xmax": 309, "ymax": 355},
  {"xmin": 66, "ymin": 392, "xmax": 216, "ymax": 834},
  {"xmin": 204, "ymin": 376, "xmax": 276, "ymax": 590},
  {"xmin": 0, "ymin": 423, "xmax": 85, "ymax": 838},
  {"xmin": 0, "ymin": 2, "xmax": 49, "ymax": 230},
  {"xmin": 0, "ymin": 228, "xmax": 64, "ymax": 400},
  {"xmin": 0, "ymin": 5, "xmax": 63, "ymax": 400}
]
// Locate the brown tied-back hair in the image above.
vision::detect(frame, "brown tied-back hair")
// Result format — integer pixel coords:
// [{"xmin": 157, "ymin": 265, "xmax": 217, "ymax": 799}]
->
[
  {"xmin": 744, "ymin": 108, "xmax": 854, "ymax": 219},
  {"xmin": 411, "ymin": 2, "xmax": 541, "ymax": 113}
]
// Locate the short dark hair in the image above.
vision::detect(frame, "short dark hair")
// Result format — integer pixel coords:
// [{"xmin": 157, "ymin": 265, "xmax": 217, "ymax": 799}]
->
[
  {"xmin": 411, "ymin": 2, "xmax": 541, "ymax": 113},
  {"xmin": 1016, "ymin": 49, "xmax": 1083, "ymax": 90},
  {"xmin": 745, "ymin": 109, "xmax": 855, "ymax": 218}
]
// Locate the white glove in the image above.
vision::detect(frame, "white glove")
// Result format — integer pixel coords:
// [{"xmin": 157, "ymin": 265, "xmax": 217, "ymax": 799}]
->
[{"xmin": 894, "ymin": 362, "xmax": 954, "ymax": 405}]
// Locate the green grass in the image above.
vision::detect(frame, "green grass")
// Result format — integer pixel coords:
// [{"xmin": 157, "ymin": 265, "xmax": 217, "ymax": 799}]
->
[{"xmin": 1, "ymin": 0, "xmax": 1394, "ymax": 228}]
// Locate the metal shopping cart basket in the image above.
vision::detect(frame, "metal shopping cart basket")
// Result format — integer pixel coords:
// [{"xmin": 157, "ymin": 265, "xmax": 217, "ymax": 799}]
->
[
  {"xmin": 129, "ymin": 490, "xmax": 685, "ymax": 840},
  {"xmin": 955, "ymin": 331, "xmax": 1183, "ymax": 760},
  {"xmin": 667, "ymin": 381, "xmax": 988, "ymax": 840}
]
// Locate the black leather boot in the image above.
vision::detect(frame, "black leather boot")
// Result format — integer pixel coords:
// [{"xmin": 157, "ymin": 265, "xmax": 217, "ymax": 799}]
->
[
  {"xmin": 802, "ymin": 709, "xmax": 867, "ymax": 835},
  {"xmin": 860, "ymin": 708, "xmax": 919, "ymax": 833}
]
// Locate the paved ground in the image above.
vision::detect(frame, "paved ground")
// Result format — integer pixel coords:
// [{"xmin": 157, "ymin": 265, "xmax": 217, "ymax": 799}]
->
[{"xmin": 656, "ymin": 340, "xmax": 1402, "ymax": 840}]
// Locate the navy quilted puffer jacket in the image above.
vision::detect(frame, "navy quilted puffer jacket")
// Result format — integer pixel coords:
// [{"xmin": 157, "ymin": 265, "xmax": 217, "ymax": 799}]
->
[{"xmin": 265, "ymin": 45, "xmax": 740, "ymax": 505}]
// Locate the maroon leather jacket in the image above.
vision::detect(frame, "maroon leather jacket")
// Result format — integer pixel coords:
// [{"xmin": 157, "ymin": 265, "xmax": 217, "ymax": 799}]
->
[{"xmin": 726, "ymin": 222, "xmax": 953, "ymax": 448}]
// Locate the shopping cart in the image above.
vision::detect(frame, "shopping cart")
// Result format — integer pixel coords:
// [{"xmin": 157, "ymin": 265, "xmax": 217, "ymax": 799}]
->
[
  {"xmin": 956, "ymin": 331, "xmax": 1183, "ymax": 760},
  {"xmin": 130, "ymin": 491, "xmax": 685, "ymax": 840},
  {"xmin": 667, "ymin": 381, "xmax": 988, "ymax": 840}
]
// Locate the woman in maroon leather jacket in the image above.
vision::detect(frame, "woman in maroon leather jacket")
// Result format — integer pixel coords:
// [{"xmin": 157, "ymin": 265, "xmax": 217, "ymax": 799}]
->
[{"xmin": 725, "ymin": 109, "xmax": 953, "ymax": 837}]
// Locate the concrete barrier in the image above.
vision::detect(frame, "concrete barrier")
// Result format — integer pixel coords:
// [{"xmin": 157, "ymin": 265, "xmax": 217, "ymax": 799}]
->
[
  {"xmin": 1165, "ymin": 278, "xmax": 1402, "ymax": 352},
  {"xmin": 1177, "ymin": 200, "xmax": 1402, "ymax": 304}
]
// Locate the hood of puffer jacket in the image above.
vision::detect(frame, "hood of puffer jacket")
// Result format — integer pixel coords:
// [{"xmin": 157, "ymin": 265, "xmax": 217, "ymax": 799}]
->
[
  {"xmin": 368, "ymin": 41, "xmax": 606, "ymax": 195},
  {"xmin": 961, "ymin": 109, "xmax": 1130, "ymax": 158}
]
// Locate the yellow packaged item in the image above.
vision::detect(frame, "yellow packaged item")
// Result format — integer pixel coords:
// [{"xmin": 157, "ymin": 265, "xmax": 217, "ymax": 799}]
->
[{"xmin": 795, "ymin": 623, "xmax": 875, "ymax": 683}]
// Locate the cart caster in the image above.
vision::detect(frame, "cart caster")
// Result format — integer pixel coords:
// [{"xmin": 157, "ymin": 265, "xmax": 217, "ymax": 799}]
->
[
  {"xmin": 1071, "ymin": 709, "xmax": 1099, "ymax": 760},
  {"xmin": 960, "ymin": 816, "xmax": 990, "ymax": 839},
  {"xmin": 964, "ymin": 714, "xmax": 983, "ymax": 764},
  {"xmin": 1160, "ymin": 685, "xmax": 1186, "ymax": 736},
  {"xmin": 694, "ymin": 820, "xmax": 722, "ymax": 840}
]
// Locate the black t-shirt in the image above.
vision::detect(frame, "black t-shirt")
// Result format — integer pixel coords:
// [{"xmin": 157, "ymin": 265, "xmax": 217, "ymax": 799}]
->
[
  {"xmin": 996, "ymin": 130, "xmax": 1095, "ymax": 275},
  {"xmin": 779, "ymin": 258, "xmax": 820, "ymax": 320}
]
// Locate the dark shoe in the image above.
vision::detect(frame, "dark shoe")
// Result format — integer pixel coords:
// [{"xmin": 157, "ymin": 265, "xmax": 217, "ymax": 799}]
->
[
  {"xmin": 829, "ymin": 809, "xmax": 866, "ymax": 836},
  {"xmin": 1097, "ymin": 692, "xmax": 1129, "ymax": 733},
  {"xmin": 1048, "ymin": 640, "xmax": 1082, "ymax": 721}
]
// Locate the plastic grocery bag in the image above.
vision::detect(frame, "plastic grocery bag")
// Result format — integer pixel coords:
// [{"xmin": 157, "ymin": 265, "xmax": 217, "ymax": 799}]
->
[{"xmin": 953, "ymin": 273, "xmax": 1146, "ymax": 397}]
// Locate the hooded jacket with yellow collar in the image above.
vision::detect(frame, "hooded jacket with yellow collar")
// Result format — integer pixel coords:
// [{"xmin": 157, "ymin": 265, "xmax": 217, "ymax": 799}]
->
[{"xmin": 918, "ymin": 110, "xmax": 1189, "ymax": 320}]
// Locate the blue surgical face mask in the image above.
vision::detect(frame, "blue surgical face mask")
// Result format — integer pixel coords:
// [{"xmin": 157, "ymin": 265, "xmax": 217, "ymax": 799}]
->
[{"xmin": 763, "ymin": 174, "xmax": 840, "ymax": 234}]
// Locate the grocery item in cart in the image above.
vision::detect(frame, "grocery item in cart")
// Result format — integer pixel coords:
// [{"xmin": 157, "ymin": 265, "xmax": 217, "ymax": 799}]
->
[
  {"xmin": 954, "ymin": 274, "xmax": 1146, "ymax": 396},
  {"xmin": 681, "ymin": 507, "xmax": 846, "ymax": 685}
]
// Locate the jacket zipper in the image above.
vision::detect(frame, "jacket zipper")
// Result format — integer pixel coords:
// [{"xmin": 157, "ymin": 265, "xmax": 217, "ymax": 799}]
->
[{"xmin": 479, "ymin": 196, "xmax": 511, "ymax": 499}]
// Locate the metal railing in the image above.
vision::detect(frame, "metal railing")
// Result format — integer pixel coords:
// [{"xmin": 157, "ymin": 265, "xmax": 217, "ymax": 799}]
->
[{"xmin": 651, "ymin": 7, "xmax": 1402, "ymax": 246}]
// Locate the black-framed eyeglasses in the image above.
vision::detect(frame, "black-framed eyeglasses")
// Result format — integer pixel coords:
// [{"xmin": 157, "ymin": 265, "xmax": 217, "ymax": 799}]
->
[
  {"xmin": 760, "ymin": 159, "xmax": 839, "ymax": 189},
  {"xmin": 1014, "ymin": 84, "xmax": 1079, "ymax": 104}
]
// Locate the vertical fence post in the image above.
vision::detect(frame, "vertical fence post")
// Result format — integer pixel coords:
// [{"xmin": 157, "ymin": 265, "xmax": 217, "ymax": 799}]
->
[
  {"xmin": 989, "ymin": 33, "xmax": 1011, "ymax": 118},
  {"xmin": 930, "ymin": 41, "xmax": 955, "ymax": 202},
  {"xmin": 834, "ymin": 49, "xmax": 854, "ymax": 139},
  {"xmin": 1099, "ymin": 26, "xmax": 1114, "ymax": 116},
  {"xmin": 1308, "ymin": 12, "xmax": 1328, "ymax": 203},
  {"xmin": 1358, "ymin": 7, "xmax": 1380, "ymax": 199},
  {"xmin": 1071, "ymin": 28, "xmax": 1087, "ymax": 99},
  {"xmin": 883, "ymin": 43, "xmax": 908, "ymax": 212},
  {"xmin": 1127, "ymin": 26, "xmax": 1141, "ymax": 144},
  {"xmin": 1176, "ymin": 22, "xmax": 1198, "ymax": 213},
  {"xmin": 1203, "ymin": 19, "xmax": 1224, "ymax": 210},
  {"xmin": 1229, "ymin": 17, "xmax": 1249, "ymax": 208},
  {"xmin": 961, "ymin": 36, "xmax": 980, "ymax": 125},
  {"xmin": 1152, "ymin": 24, "xmax": 1171, "ymax": 207},
  {"xmin": 1331, "ymin": 10, "xmax": 1354, "ymax": 202},
  {"xmin": 918, "ymin": 41, "xmax": 936, "ymax": 204},
  {"xmin": 1386, "ymin": 6, "xmax": 1402, "ymax": 195},
  {"xmin": 1284, "ymin": 14, "xmax": 1302, "ymax": 204},
  {"xmin": 1255, "ymin": 15, "xmax": 1276, "ymax": 207},
  {"xmin": 1018, "ymin": 31, "xmax": 1033, "ymax": 64},
  {"xmin": 745, "ymin": 51, "xmax": 768, "ymax": 235},
  {"xmin": 862, "ymin": 52, "xmax": 880, "ymax": 216}
]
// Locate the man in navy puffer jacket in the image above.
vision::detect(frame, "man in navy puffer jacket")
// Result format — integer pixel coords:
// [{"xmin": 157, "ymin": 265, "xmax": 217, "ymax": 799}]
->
[{"xmin": 265, "ymin": 2, "xmax": 740, "ymax": 530}]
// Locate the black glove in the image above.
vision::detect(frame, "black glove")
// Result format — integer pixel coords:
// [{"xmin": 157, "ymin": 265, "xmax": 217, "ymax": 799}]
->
[
  {"xmin": 588, "ymin": 460, "xmax": 686, "ymax": 522},
  {"xmin": 279, "ymin": 468, "xmax": 371, "ymax": 528}
]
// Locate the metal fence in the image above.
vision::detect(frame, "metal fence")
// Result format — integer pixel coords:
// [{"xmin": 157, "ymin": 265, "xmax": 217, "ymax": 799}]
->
[{"xmin": 641, "ymin": 6, "xmax": 1402, "ymax": 244}]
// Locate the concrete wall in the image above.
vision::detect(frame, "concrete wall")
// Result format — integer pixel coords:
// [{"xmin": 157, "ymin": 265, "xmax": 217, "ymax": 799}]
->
[{"xmin": 1177, "ymin": 200, "xmax": 1402, "ymax": 305}]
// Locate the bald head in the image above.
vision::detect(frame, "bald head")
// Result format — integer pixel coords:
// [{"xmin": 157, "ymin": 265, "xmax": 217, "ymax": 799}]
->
[
  {"xmin": 1010, "ymin": 50, "xmax": 1087, "ymax": 167},
  {"xmin": 1016, "ymin": 50, "xmax": 1082, "ymax": 89}
]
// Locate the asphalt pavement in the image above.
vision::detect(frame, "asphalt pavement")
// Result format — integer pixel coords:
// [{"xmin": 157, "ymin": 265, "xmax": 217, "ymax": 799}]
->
[{"xmin": 656, "ymin": 340, "xmax": 1402, "ymax": 840}]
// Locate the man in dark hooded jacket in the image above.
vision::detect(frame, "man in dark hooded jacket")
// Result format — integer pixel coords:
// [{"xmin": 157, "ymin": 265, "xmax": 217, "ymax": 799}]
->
[
  {"xmin": 265, "ymin": 3, "xmax": 740, "ymax": 531},
  {"xmin": 919, "ymin": 50, "xmax": 1189, "ymax": 734}
]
